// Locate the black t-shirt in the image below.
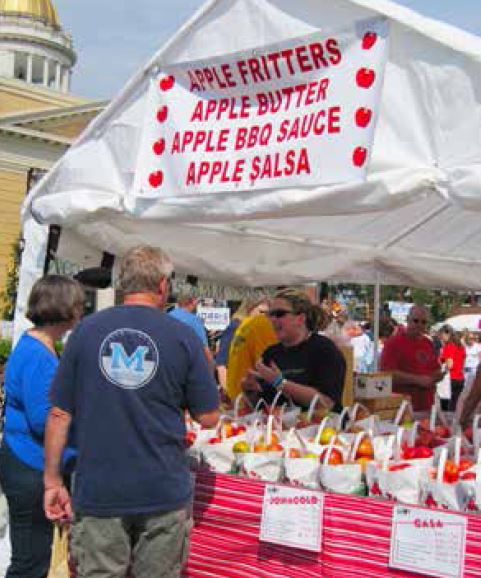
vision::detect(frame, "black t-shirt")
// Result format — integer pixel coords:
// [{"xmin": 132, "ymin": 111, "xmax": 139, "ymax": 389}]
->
[
  {"xmin": 262, "ymin": 333, "xmax": 345, "ymax": 412},
  {"xmin": 51, "ymin": 305, "xmax": 219, "ymax": 516}
]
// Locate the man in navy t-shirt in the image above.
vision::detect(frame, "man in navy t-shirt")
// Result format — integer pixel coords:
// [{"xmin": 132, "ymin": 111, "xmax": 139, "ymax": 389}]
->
[{"xmin": 44, "ymin": 246, "xmax": 220, "ymax": 578}]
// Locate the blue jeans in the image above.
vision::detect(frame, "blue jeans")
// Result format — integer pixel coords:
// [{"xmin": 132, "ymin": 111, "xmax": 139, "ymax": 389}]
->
[{"xmin": 0, "ymin": 441, "xmax": 52, "ymax": 578}]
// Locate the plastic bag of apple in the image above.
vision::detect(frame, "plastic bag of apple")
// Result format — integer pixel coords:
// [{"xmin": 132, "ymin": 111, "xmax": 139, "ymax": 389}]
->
[
  {"xmin": 420, "ymin": 446, "xmax": 481, "ymax": 512},
  {"xmin": 233, "ymin": 415, "xmax": 285, "ymax": 482}
]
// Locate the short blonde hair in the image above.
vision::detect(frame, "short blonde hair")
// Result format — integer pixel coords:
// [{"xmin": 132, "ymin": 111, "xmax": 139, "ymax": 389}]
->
[{"xmin": 115, "ymin": 246, "xmax": 173, "ymax": 295}]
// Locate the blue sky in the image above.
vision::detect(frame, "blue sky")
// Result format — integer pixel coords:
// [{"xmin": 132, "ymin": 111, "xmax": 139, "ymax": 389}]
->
[{"xmin": 54, "ymin": 0, "xmax": 481, "ymax": 100}]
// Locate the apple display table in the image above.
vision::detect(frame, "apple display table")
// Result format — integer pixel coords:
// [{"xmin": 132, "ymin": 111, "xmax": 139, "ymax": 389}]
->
[{"xmin": 186, "ymin": 471, "xmax": 481, "ymax": 577}]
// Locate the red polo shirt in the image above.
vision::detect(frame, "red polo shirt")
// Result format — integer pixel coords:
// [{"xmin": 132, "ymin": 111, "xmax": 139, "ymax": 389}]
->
[{"xmin": 380, "ymin": 332, "xmax": 440, "ymax": 411}]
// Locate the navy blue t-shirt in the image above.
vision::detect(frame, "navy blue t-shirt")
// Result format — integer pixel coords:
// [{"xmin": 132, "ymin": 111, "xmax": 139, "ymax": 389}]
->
[{"xmin": 50, "ymin": 305, "xmax": 219, "ymax": 516}]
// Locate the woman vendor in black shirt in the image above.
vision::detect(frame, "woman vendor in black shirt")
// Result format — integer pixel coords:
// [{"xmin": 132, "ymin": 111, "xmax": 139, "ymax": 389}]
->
[{"xmin": 242, "ymin": 288, "xmax": 346, "ymax": 413}]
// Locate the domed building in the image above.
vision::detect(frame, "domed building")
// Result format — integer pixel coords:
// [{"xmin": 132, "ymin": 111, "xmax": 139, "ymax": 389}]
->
[
  {"xmin": 0, "ymin": 0, "xmax": 75, "ymax": 91},
  {"xmin": 0, "ymin": 0, "xmax": 106, "ymax": 309}
]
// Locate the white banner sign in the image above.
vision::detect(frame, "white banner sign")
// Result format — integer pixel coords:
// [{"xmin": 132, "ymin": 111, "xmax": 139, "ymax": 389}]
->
[
  {"xmin": 197, "ymin": 306, "xmax": 230, "ymax": 331},
  {"xmin": 259, "ymin": 484, "xmax": 323, "ymax": 552},
  {"xmin": 389, "ymin": 505, "xmax": 467, "ymax": 578},
  {"xmin": 135, "ymin": 17, "xmax": 389, "ymax": 197}
]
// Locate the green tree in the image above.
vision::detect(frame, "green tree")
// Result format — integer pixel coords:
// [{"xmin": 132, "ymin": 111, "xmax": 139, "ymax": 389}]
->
[{"xmin": 0, "ymin": 236, "xmax": 22, "ymax": 320}]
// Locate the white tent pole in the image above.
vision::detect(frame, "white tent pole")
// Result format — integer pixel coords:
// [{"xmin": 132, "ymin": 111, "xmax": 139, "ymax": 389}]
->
[{"xmin": 373, "ymin": 276, "xmax": 381, "ymax": 371}]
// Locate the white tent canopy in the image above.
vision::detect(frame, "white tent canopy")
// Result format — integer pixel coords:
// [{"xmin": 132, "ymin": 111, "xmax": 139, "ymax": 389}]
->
[{"xmin": 20, "ymin": 0, "xmax": 481, "ymax": 293}]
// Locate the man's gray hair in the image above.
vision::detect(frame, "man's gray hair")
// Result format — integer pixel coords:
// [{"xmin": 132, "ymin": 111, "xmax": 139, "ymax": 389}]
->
[{"xmin": 115, "ymin": 245, "xmax": 173, "ymax": 294}]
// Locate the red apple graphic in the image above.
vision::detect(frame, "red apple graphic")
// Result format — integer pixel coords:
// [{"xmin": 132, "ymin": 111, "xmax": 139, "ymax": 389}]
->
[
  {"xmin": 355, "ymin": 107, "xmax": 372, "ymax": 128},
  {"xmin": 159, "ymin": 75, "xmax": 175, "ymax": 91},
  {"xmin": 152, "ymin": 138, "xmax": 165, "ymax": 155},
  {"xmin": 362, "ymin": 32, "xmax": 377, "ymax": 50},
  {"xmin": 148, "ymin": 170, "xmax": 163, "ymax": 188},
  {"xmin": 156, "ymin": 106, "xmax": 168, "ymax": 123},
  {"xmin": 352, "ymin": 147, "xmax": 367, "ymax": 167},
  {"xmin": 356, "ymin": 68, "xmax": 376, "ymax": 89}
]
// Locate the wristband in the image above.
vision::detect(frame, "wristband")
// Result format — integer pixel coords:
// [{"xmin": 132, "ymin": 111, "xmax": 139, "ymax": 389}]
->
[{"xmin": 270, "ymin": 373, "xmax": 284, "ymax": 389}]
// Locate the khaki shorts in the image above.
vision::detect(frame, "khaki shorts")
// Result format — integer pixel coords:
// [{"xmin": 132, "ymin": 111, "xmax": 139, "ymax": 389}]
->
[{"xmin": 71, "ymin": 506, "xmax": 193, "ymax": 578}]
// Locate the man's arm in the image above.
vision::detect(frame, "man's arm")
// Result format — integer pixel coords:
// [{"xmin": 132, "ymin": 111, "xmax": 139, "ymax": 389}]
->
[
  {"xmin": 191, "ymin": 408, "xmax": 220, "ymax": 429},
  {"xmin": 43, "ymin": 406, "xmax": 73, "ymax": 521},
  {"xmin": 389, "ymin": 370, "xmax": 444, "ymax": 389}
]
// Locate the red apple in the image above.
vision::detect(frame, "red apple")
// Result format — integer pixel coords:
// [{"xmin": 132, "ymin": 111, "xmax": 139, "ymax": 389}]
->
[
  {"xmin": 148, "ymin": 170, "xmax": 163, "ymax": 188},
  {"xmin": 185, "ymin": 431, "xmax": 197, "ymax": 447},
  {"xmin": 362, "ymin": 31, "xmax": 378, "ymax": 50},
  {"xmin": 152, "ymin": 139, "xmax": 165, "ymax": 155},
  {"xmin": 156, "ymin": 106, "xmax": 168, "ymax": 123},
  {"xmin": 434, "ymin": 425, "xmax": 451, "ymax": 439},
  {"xmin": 352, "ymin": 147, "xmax": 367, "ymax": 167},
  {"xmin": 355, "ymin": 107, "xmax": 372, "ymax": 128},
  {"xmin": 414, "ymin": 446, "xmax": 433, "ymax": 459},
  {"xmin": 388, "ymin": 463, "xmax": 411, "ymax": 472},
  {"xmin": 159, "ymin": 75, "xmax": 175, "ymax": 91},
  {"xmin": 356, "ymin": 68, "xmax": 376, "ymax": 89}
]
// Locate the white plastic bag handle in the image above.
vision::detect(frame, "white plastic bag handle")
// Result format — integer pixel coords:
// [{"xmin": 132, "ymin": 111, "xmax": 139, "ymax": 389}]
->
[
  {"xmin": 429, "ymin": 404, "xmax": 437, "ymax": 431},
  {"xmin": 473, "ymin": 414, "xmax": 481, "ymax": 451},
  {"xmin": 234, "ymin": 393, "xmax": 253, "ymax": 417},
  {"xmin": 395, "ymin": 427, "xmax": 404, "ymax": 461},
  {"xmin": 337, "ymin": 407, "xmax": 350, "ymax": 430},
  {"xmin": 437, "ymin": 447, "xmax": 448, "ymax": 483},
  {"xmin": 349, "ymin": 431, "xmax": 367, "ymax": 462},
  {"xmin": 410, "ymin": 421, "xmax": 419, "ymax": 447},
  {"xmin": 307, "ymin": 393, "xmax": 323, "ymax": 422},
  {"xmin": 394, "ymin": 400, "xmax": 411, "ymax": 426},
  {"xmin": 254, "ymin": 398, "xmax": 268, "ymax": 413},
  {"xmin": 314, "ymin": 416, "xmax": 333, "ymax": 445},
  {"xmin": 453, "ymin": 436, "xmax": 461, "ymax": 467}
]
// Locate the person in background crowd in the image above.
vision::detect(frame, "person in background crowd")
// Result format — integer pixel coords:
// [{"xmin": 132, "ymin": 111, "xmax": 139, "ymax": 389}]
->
[
  {"xmin": 215, "ymin": 297, "xmax": 268, "ymax": 391},
  {"xmin": 439, "ymin": 324, "xmax": 466, "ymax": 411},
  {"xmin": 380, "ymin": 305, "xmax": 443, "ymax": 411},
  {"xmin": 463, "ymin": 331, "xmax": 481, "ymax": 386},
  {"xmin": 242, "ymin": 289, "xmax": 346, "ymax": 412},
  {"xmin": 456, "ymin": 363, "xmax": 481, "ymax": 429},
  {"xmin": 347, "ymin": 321, "xmax": 374, "ymax": 373},
  {"xmin": 43, "ymin": 246, "xmax": 219, "ymax": 578},
  {"xmin": 430, "ymin": 327, "xmax": 443, "ymax": 358},
  {"xmin": 169, "ymin": 291, "xmax": 213, "ymax": 367},
  {"xmin": 0, "ymin": 275, "xmax": 84, "ymax": 578},
  {"xmin": 225, "ymin": 301, "xmax": 277, "ymax": 401}
]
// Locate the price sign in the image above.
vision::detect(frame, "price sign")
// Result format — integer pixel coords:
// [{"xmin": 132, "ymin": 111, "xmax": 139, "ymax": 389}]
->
[
  {"xmin": 389, "ymin": 505, "xmax": 467, "ymax": 578},
  {"xmin": 259, "ymin": 485, "xmax": 323, "ymax": 552}
]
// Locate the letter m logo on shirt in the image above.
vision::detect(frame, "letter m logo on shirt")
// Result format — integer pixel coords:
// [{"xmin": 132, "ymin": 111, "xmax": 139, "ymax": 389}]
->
[{"xmin": 110, "ymin": 343, "xmax": 148, "ymax": 372}]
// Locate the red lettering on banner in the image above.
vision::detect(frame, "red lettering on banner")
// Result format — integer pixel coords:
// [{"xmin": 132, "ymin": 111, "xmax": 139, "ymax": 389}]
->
[
  {"xmin": 249, "ymin": 148, "xmax": 310, "ymax": 181},
  {"xmin": 256, "ymin": 79, "xmax": 330, "ymax": 115},
  {"xmin": 172, "ymin": 129, "xmax": 230, "ymax": 153},
  {"xmin": 185, "ymin": 159, "xmax": 245, "ymax": 185},
  {"xmin": 188, "ymin": 64, "xmax": 237, "ymax": 92},
  {"xmin": 235, "ymin": 124, "xmax": 272, "ymax": 150},
  {"xmin": 190, "ymin": 97, "xmax": 251, "ymax": 122},
  {"xmin": 276, "ymin": 106, "xmax": 341, "ymax": 142}
]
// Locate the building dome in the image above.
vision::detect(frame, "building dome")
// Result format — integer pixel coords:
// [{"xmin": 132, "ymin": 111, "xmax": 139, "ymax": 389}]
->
[
  {"xmin": 0, "ymin": 0, "xmax": 75, "ymax": 92},
  {"xmin": 0, "ymin": 0, "xmax": 59, "ymax": 28}
]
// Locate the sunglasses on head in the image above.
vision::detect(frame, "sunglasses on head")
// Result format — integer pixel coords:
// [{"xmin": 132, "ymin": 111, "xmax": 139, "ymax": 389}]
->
[{"xmin": 268, "ymin": 309, "xmax": 295, "ymax": 319}]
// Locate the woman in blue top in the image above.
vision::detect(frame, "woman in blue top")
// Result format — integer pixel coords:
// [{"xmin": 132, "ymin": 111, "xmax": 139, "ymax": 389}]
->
[{"xmin": 0, "ymin": 275, "xmax": 84, "ymax": 578}]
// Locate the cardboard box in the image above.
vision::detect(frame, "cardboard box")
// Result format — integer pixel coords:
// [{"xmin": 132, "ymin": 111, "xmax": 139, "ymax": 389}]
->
[
  {"xmin": 355, "ymin": 372, "xmax": 392, "ymax": 399},
  {"xmin": 356, "ymin": 394, "xmax": 406, "ymax": 411}
]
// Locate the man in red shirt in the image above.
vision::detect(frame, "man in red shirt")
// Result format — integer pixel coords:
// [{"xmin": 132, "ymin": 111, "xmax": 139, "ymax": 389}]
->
[{"xmin": 380, "ymin": 305, "xmax": 443, "ymax": 411}]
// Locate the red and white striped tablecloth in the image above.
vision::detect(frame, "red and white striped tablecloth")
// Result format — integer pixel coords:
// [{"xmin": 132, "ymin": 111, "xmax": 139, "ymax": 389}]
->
[{"xmin": 186, "ymin": 471, "xmax": 481, "ymax": 577}]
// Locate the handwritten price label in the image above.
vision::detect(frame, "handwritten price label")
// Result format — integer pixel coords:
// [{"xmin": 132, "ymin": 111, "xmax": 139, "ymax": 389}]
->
[
  {"xmin": 259, "ymin": 485, "xmax": 323, "ymax": 552},
  {"xmin": 389, "ymin": 505, "xmax": 467, "ymax": 578}
]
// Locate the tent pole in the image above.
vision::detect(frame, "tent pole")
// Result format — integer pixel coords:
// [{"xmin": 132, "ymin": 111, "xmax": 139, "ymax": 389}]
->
[{"xmin": 373, "ymin": 277, "xmax": 381, "ymax": 371}]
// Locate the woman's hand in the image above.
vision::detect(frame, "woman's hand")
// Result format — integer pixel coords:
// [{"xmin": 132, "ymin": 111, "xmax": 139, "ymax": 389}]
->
[{"xmin": 254, "ymin": 360, "xmax": 282, "ymax": 386}]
